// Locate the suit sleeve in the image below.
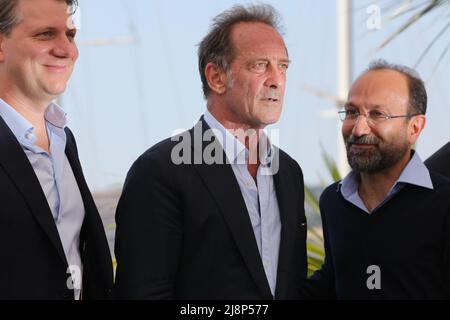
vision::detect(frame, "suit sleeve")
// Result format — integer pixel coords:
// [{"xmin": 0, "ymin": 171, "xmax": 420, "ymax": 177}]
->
[
  {"xmin": 300, "ymin": 191, "xmax": 336, "ymax": 299},
  {"xmin": 114, "ymin": 150, "xmax": 182, "ymax": 299}
]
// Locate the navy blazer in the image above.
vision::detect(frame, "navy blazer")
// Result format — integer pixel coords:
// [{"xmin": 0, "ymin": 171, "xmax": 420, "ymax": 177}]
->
[
  {"xmin": 114, "ymin": 118, "xmax": 308, "ymax": 299},
  {"xmin": 0, "ymin": 116, "xmax": 113, "ymax": 299}
]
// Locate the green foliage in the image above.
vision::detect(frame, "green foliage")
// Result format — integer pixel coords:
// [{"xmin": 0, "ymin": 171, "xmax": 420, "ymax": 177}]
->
[{"xmin": 306, "ymin": 150, "xmax": 342, "ymax": 276}]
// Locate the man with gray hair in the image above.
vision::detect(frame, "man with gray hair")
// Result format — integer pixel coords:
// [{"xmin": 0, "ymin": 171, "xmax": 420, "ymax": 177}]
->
[
  {"xmin": 0, "ymin": 0, "xmax": 113, "ymax": 299},
  {"xmin": 114, "ymin": 4, "xmax": 308, "ymax": 299},
  {"xmin": 304, "ymin": 60, "xmax": 450, "ymax": 299}
]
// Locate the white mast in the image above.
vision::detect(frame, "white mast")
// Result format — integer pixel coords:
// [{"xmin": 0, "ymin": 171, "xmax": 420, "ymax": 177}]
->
[{"xmin": 337, "ymin": 0, "xmax": 352, "ymax": 176}]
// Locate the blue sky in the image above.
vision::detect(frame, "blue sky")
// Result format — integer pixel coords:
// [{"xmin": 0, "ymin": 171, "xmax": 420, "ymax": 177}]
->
[{"xmin": 62, "ymin": 0, "xmax": 450, "ymax": 191}]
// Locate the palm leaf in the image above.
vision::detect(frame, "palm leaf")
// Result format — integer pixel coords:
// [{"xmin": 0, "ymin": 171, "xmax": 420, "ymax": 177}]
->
[
  {"xmin": 305, "ymin": 150, "xmax": 344, "ymax": 274},
  {"xmin": 379, "ymin": 0, "xmax": 449, "ymax": 50},
  {"xmin": 378, "ymin": 0, "xmax": 450, "ymax": 69}
]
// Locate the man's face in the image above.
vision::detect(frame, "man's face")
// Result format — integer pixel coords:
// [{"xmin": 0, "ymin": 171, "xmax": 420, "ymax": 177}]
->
[
  {"xmin": 342, "ymin": 70, "xmax": 415, "ymax": 173},
  {"xmin": 223, "ymin": 22, "xmax": 289, "ymax": 129},
  {"xmin": 0, "ymin": 0, "xmax": 78, "ymax": 102}
]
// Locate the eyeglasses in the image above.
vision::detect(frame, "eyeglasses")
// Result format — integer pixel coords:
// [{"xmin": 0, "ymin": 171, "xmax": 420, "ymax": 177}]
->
[{"xmin": 338, "ymin": 109, "xmax": 421, "ymax": 126}]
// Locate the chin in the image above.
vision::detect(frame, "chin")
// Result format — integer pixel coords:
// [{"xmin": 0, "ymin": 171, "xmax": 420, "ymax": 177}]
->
[
  {"xmin": 263, "ymin": 113, "xmax": 282, "ymax": 126},
  {"xmin": 46, "ymin": 83, "xmax": 68, "ymax": 96}
]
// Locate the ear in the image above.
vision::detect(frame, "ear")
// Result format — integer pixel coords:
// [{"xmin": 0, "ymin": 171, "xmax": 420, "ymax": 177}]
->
[
  {"xmin": 0, "ymin": 34, "xmax": 4, "ymax": 62},
  {"xmin": 204, "ymin": 62, "xmax": 227, "ymax": 95},
  {"xmin": 408, "ymin": 115, "xmax": 426, "ymax": 145}
]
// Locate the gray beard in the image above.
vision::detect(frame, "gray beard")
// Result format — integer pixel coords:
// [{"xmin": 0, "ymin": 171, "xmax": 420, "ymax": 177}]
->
[{"xmin": 345, "ymin": 135, "xmax": 409, "ymax": 173}]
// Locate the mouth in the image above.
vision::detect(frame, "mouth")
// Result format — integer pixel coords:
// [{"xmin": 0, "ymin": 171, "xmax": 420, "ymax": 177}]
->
[
  {"xmin": 262, "ymin": 97, "xmax": 279, "ymax": 103},
  {"xmin": 44, "ymin": 65, "xmax": 68, "ymax": 73},
  {"xmin": 350, "ymin": 143, "xmax": 376, "ymax": 149}
]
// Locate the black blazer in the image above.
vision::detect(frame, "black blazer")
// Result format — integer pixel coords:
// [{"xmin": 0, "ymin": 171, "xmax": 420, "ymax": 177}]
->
[
  {"xmin": 425, "ymin": 141, "xmax": 450, "ymax": 178},
  {"xmin": 0, "ymin": 116, "xmax": 113, "ymax": 300},
  {"xmin": 114, "ymin": 118, "xmax": 308, "ymax": 300}
]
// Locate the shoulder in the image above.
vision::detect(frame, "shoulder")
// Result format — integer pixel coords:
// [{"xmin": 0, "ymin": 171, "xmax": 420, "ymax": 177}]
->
[
  {"xmin": 425, "ymin": 142, "xmax": 450, "ymax": 176},
  {"xmin": 127, "ymin": 129, "xmax": 193, "ymax": 178},
  {"xmin": 319, "ymin": 181, "xmax": 341, "ymax": 204},
  {"xmin": 429, "ymin": 170, "xmax": 450, "ymax": 193},
  {"xmin": 276, "ymin": 147, "xmax": 303, "ymax": 176},
  {"xmin": 427, "ymin": 141, "xmax": 450, "ymax": 161}
]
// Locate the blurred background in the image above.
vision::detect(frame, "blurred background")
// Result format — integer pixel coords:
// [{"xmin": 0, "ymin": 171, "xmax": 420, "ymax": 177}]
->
[{"xmin": 61, "ymin": 0, "xmax": 450, "ymax": 260}]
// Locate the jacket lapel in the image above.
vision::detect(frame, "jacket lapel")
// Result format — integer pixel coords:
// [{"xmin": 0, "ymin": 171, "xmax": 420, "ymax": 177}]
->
[
  {"xmin": 191, "ymin": 119, "xmax": 273, "ymax": 299},
  {"xmin": 64, "ymin": 128, "xmax": 93, "ymax": 215},
  {"xmin": 0, "ymin": 116, "xmax": 68, "ymax": 266},
  {"xmin": 273, "ymin": 150, "xmax": 300, "ymax": 299}
]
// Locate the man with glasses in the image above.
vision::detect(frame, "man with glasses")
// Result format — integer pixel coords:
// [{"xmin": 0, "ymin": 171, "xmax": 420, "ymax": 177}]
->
[{"xmin": 303, "ymin": 60, "xmax": 450, "ymax": 299}]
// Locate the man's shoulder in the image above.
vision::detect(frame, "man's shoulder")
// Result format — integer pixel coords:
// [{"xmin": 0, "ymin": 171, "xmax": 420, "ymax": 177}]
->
[
  {"xmin": 425, "ymin": 141, "xmax": 450, "ymax": 178},
  {"xmin": 275, "ymin": 147, "xmax": 303, "ymax": 174},
  {"xmin": 429, "ymin": 170, "xmax": 450, "ymax": 192},
  {"xmin": 129, "ymin": 127, "xmax": 199, "ymax": 173},
  {"xmin": 319, "ymin": 181, "xmax": 341, "ymax": 203},
  {"xmin": 135, "ymin": 134, "xmax": 186, "ymax": 167}
]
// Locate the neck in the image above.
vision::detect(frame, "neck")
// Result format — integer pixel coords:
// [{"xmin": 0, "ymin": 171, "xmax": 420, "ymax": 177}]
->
[
  {"xmin": 358, "ymin": 151, "xmax": 412, "ymax": 212},
  {"xmin": 0, "ymin": 90, "xmax": 52, "ymax": 153},
  {"xmin": 207, "ymin": 103, "xmax": 265, "ymax": 146},
  {"xmin": 208, "ymin": 103, "xmax": 267, "ymax": 182},
  {"xmin": 0, "ymin": 90, "xmax": 51, "ymax": 127}
]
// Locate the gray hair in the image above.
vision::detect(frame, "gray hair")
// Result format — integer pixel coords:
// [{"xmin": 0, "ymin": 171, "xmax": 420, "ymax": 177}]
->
[
  {"xmin": 367, "ymin": 59, "xmax": 427, "ymax": 115},
  {"xmin": 0, "ymin": 0, "xmax": 78, "ymax": 35},
  {"xmin": 198, "ymin": 3, "xmax": 284, "ymax": 98}
]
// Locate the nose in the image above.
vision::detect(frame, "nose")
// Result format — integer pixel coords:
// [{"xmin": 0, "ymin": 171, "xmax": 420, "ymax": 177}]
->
[
  {"xmin": 351, "ymin": 114, "xmax": 372, "ymax": 137},
  {"xmin": 265, "ymin": 64, "xmax": 284, "ymax": 89},
  {"xmin": 52, "ymin": 34, "xmax": 78, "ymax": 60}
]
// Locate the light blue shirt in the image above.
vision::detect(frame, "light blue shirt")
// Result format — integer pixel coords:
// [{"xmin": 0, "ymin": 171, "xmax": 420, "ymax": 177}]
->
[
  {"xmin": 204, "ymin": 110, "xmax": 281, "ymax": 297},
  {"xmin": 0, "ymin": 99, "xmax": 85, "ymax": 299},
  {"xmin": 338, "ymin": 151, "xmax": 433, "ymax": 214}
]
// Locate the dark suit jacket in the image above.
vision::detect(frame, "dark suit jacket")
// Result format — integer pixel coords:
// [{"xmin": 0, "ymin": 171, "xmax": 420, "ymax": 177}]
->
[
  {"xmin": 114, "ymin": 118, "xmax": 308, "ymax": 300},
  {"xmin": 425, "ymin": 141, "xmax": 450, "ymax": 178},
  {"xmin": 0, "ymin": 116, "xmax": 113, "ymax": 300}
]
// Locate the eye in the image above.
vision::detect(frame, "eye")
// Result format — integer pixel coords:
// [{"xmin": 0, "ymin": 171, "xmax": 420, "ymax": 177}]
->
[
  {"xmin": 279, "ymin": 62, "xmax": 289, "ymax": 72},
  {"xmin": 369, "ymin": 110, "xmax": 385, "ymax": 118},
  {"xmin": 252, "ymin": 61, "xmax": 268, "ymax": 72},
  {"xmin": 35, "ymin": 31, "xmax": 54, "ymax": 39},
  {"xmin": 345, "ymin": 109, "xmax": 359, "ymax": 117},
  {"xmin": 66, "ymin": 30, "xmax": 77, "ymax": 41}
]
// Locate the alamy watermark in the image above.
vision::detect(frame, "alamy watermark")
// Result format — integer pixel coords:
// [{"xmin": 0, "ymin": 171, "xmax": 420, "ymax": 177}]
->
[
  {"xmin": 66, "ymin": 265, "xmax": 82, "ymax": 290},
  {"xmin": 366, "ymin": 4, "xmax": 381, "ymax": 30},
  {"xmin": 66, "ymin": 4, "xmax": 81, "ymax": 30},
  {"xmin": 170, "ymin": 123, "xmax": 280, "ymax": 176},
  {"xmin": 366, "ymin": 265, "xmax": 381, "ymax": 290}
]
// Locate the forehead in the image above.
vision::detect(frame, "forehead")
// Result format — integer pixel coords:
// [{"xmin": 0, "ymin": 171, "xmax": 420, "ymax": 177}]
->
[
  {"xmin": 348, "ymin": 70, "xmax": 410, "ymax": 110},
  {"xmin": 15, "ymin": 0, "xmax": 71, "ymax": 28},
  {"xmin": 230, "ymin": 22, "xmax": 287, "ymax": 59}
]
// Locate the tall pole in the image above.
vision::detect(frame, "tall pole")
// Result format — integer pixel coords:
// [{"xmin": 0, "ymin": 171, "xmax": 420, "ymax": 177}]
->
[{"xmin": 337, "ymin": 0, "xmax": 352, "ymax": 176}]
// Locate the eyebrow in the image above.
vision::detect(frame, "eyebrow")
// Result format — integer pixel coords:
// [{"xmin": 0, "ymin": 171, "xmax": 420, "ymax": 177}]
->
[
  {"xmin": 278, "ymin": 57, "xmax": 291, "ymax": 63},
  {"xmin": 344, "ymin": 102, "xmax": 386, "ymax": 110},
  {"xmin": 344, "ymin": 102, "xmax": 358, "ymax": 108},
  {"xmin": 249, "ymin": 56, "xmax": 290, "ymax": 63}
]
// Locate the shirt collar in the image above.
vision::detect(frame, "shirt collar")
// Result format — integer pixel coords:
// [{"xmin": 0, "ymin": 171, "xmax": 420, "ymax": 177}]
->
[
  {"xmin": 45, "ymin": 102, "xmax": 67, "ymax": 129},
  {"xmin": 0, "ymin": 99, "xmax": 67, "ymax": 146},
  {"xmin": 203, "ymin": 109, "xmax": 273, "ymax": 166},
  {"xmin": 338, "ymin": 150, "xmax": 434, "ymax": 196}
]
